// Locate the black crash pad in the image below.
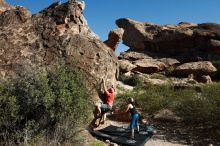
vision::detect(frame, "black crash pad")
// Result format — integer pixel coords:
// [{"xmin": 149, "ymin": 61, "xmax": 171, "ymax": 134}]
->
[{"xmin": 91, "ymin": 125, "xmax": 154, "ymax": 146}]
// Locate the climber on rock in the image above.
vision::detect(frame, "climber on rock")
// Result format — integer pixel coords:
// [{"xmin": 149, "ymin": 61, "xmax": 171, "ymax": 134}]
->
[{"xmin": 94, "ymin": 78, "xmax": 117, "ymax": 126}]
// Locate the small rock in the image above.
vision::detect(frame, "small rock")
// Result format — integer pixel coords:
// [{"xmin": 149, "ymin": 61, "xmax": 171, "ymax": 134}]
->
[
  {"xmin": 118, "ymin": 60, "xmax": 136, "ymax": 73},
  {"xmin": 200, "ymin": 75, "xmax": 212, "ymax": 84},
  {"xmin": 105, "ymin": 139, "xmax": 110, "ymax": 144}
]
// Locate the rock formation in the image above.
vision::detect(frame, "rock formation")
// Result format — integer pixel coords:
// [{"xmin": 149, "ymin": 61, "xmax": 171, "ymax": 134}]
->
[
  {"xmin": 174, "ymin": 61, "xmax": 217, "ymax": 76},
  {"xmin": 104, "ymin": 28, "xmax": 124, "ymax": 51},
  {"xmin": 117, "ymin": 18, "xmax": 220, "ymax": 57},
  {"xmin": 116, "ymin": 18, "xmax": 219, "ymax": 84},
  {"xmin": 0, "ymin": 1, "xmax": 118, "ymax": 101},
  {"xmin": 0, "ymin": 0, "xmax": 14, "ymax": 13}
]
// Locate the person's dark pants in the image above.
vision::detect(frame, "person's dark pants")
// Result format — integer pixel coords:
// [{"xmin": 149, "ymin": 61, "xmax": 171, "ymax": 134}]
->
[{"xmin": 100, "ymin": 104, "xmax": 112, "ymax": 113}]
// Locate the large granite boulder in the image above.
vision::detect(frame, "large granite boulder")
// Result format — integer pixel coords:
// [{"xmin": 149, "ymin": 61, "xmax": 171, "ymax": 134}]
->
[
  {"xmin": 116, "ymin": 18, "xmax": 219, "ymax": 83},
  {"xmin": 116, "ymin": 18, "xmax": 220, "ymax": 57},
  {"xmin": 0, "ymin": 1, "xmax": 118, "ymax": 101},
  {"xmin": 174, "ymin": 61, "xmax": 217, "ymax": 76},
  {"xmin": 118, "ymin": 51, "xmax": 152, "ymax": 61},
  {"xmin": 133, "ymin": 59, "xmax": 166, "ymax": 74},
  {"xmin": 118, "ymin": 52, "xmax": 180, "ymax": 75},
  {"xmin": 158, "ymin": 58, "xmax": 180, "ymax": 68}
]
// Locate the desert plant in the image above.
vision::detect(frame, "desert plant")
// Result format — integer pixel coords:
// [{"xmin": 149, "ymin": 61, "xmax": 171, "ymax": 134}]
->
[
  {"xmin": 116, "ymin": 83, "xmax": 220, "ymax": 124},
  {"xmin": 165, "ymin": 66, "xmax": 175, "ymax": 76},
  {"xmin": 150, "ymin": 73, "xmax": 166, "ymax": 80},
  {"xmin": 201, "ymin": 83, "xmax": 220, "ymax": 124},
  {"xmin": 91, "ymin": 140, "xmax": 106, "ymax": 146},
  {"xmin": 115, "ymin": 82, "xmax": 220, "ymax": 142},
  {"xmin": 0, "ymin": 65, "xmax": 93, "ymax": 145},
  {"xmin": 118, "ymin": 74, "xmax": 143, "ymax": 86}
]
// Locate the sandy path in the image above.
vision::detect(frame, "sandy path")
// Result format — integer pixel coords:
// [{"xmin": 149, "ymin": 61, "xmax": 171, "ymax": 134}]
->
[{"xmin": 145, "ymin": 137, "xmax": 188, "ymax": 146}]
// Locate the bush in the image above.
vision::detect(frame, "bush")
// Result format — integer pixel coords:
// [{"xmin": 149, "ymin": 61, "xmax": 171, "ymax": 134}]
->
[
  {"xmin": 91, "ymin": 140, "xmax": 105, "ymax": 146},
  {"xmin": 150, "ymin": 73, "xmax": 166, "ymax": 80},
  {"xmin": 0, "ymin": 65, "xmax": 92, "ymax": 145},
  {"xmin": 116, "ymin": 84, "xmax": 174, "ymax": 114},
  {"xmin": 201, "ymin": 83, "xmax": 220, "ymax": 125},
  {"xmin": 116, "ymin": 83, "xmax": 220, "ymax": 125},
  {"xmin": 165, "ymin": 66, "xmax": 175, "ymax": 76},
  {"xmin": 116, "ymin": 82, "xmax": 220, "ymax": 142},
  {"xmin": 118, "ymin": 74, "xmax": 143, "ymax": 86}
]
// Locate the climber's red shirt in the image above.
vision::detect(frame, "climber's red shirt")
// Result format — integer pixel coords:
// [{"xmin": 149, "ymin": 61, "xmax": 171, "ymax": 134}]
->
[{"xmin": 105, "ymin": 90, "xmax": 115, "ymax": 106}]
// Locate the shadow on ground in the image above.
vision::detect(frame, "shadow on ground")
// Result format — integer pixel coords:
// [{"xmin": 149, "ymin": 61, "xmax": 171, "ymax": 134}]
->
[{"xmin": 151, "ymin": 120, "xmax": 220, "ymax": 146}]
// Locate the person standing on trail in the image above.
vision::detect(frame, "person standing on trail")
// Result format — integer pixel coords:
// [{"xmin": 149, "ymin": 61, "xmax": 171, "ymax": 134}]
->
[
  {"xmin": 95, "ymin": 78, "xmax": 117, "ymax": 124},
  {"xmin": 125, "ymin": 97, "xmax": 140, "ymax": 139}
]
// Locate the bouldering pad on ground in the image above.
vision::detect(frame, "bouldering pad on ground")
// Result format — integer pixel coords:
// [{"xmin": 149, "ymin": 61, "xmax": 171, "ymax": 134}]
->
[{"xmin": 91, "ymin": 125, "xmax": 154, "ymax": 146}]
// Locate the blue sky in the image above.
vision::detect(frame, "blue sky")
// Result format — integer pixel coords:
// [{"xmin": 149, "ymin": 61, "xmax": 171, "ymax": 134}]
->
[{"xmin": 6, "ymin": 0, "xmax": 220, "ymax": 55}]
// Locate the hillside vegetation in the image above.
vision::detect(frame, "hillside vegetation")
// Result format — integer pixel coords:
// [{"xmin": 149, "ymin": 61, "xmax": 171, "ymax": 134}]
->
[
  {"xmin": 0, "ymin": 65, "xmax": 93, "ymax": 145},
  {"xmin": 116, "ymin": 81, "xmax": 220, "ymax": 140}
]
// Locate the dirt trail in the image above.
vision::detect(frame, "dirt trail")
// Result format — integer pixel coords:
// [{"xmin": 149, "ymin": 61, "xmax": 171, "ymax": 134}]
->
[{"xmin": 145, "ymin": 139, "xmax": 188, "ymax": 146}]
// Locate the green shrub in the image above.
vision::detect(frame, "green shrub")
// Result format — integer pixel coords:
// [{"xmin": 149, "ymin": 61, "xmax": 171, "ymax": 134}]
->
[
  {"xmin": 116, "ymin": 83, "xmax": 220, "ymax": 125},
  {"xmin": 201, "ymin": 83, "xmax": 220, "ymax": 124},
  {"xmin": 91, "ymin": 140, "xmax": 105, "ymax": 146},
  {"xmin": 174, "ymin": 94, "xmax": 208, "ymax": 122},
  {"xmin": 150, "ymin": 73, "xmax": 166, "ymax": 80},
  {"xmin": 0, "ymin": 65, "xmax": 92, "ymax": 145},
  {"xmin": 118, "ymin": 74, "xmax": 143, "ymax": 86},
  {"xmin": 116, "ymin": 82, "xmax": 220, "ymax": 141},
  {"xmin": 134, "ymin": 85, "xmax": 177, "ymax": 114},
  {"xmin": 116, "ymin": 85, "xmax": 174, "ymax": 114},
  {"xmin": 165, "ymin": 66, "xmax": 175, "ymax": 76},
  {"xmin": 0, "ymin": 95, "xmax": 19, "ymax": 140}
]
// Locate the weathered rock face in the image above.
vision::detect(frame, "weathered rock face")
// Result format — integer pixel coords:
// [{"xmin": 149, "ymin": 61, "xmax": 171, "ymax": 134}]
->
[
  {"xmin": 0, "ymin": 0, "xmax": 14, "ymax": 13},
  {"xmin": 0, "ymin": 1, "xmax": 118, "ymax": 101},
  {"xmin": 118, "ymin": 51, "xmax": 152, "ymax": 61},
  {"xmin": 174, "ymin": 61, "xmax": 217, "ymax": 76},
  {"xmin": 158, "ymin": 58, "xmax": 180, "ymax": 68},
  {"xmin": 116, "ymin": 18, "xmax": 219, "ymax": 84},
  {"xmin": 118, "ymin": 51, "xmax": 180, "ymax": 74},
  {"xmin": 133, "ymin": 59, "xmax": 166, "ymax": 74},
  {"xmin": 104, "ymin": 28, "xmax": 124, "ymax": 51},
  {"xmin": 118, "ymin": 59, "xmax": 136, "ymax": 73},
  {"xmin": 116, "ymin": 18, "xmax": 220, "ymax": 57}
]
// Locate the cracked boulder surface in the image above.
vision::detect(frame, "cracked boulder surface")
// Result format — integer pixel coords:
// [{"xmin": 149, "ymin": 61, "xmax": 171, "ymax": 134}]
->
[
  {"xmin": 0, "ymin": 1, "xmax": 118, "ymax": 101},
  {"xmin": 116, "ymin": 18, "xmax": 220, "ymax": 57},
  {"xmin": 116, "ymin": 18, "xmax": 219, "ymax": 82}
]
